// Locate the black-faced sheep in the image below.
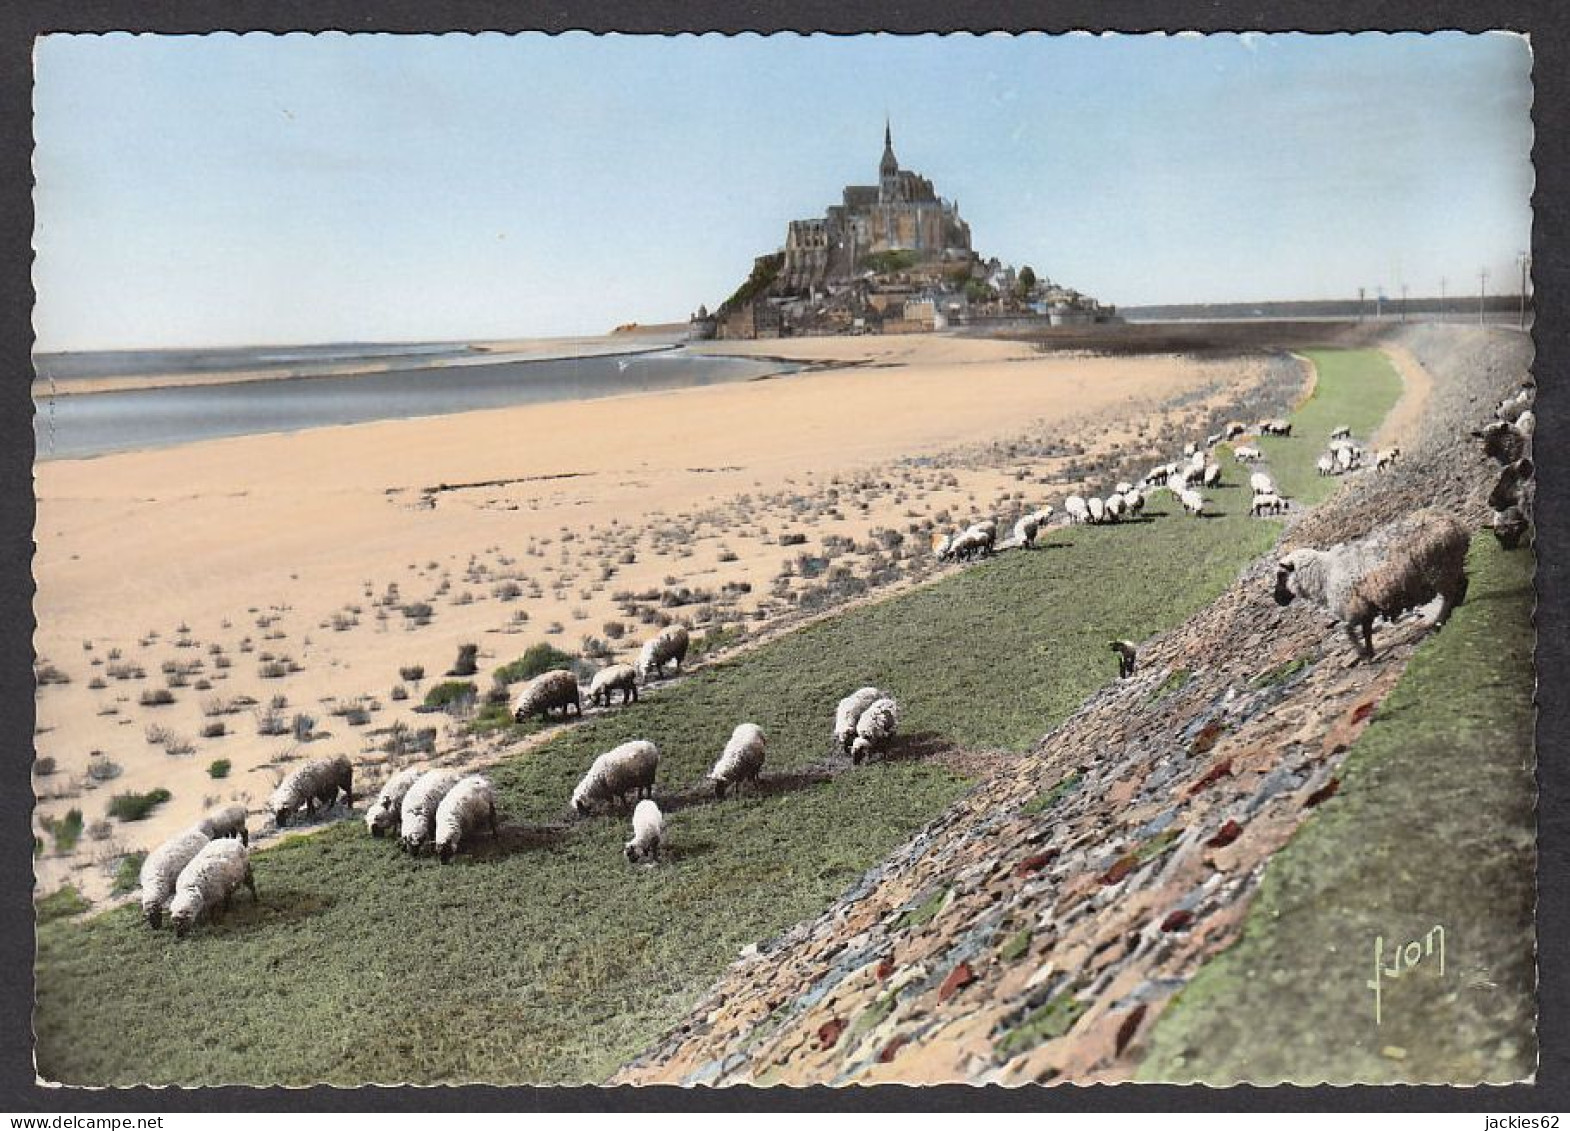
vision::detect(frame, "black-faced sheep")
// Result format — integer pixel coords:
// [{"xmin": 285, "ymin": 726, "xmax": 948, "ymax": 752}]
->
[
  {"xmin": 573, "ymin": 740, "xmax": 659, "ymax": 815},
  {"xmin": 1234, "ymin": 445, "xmax": 1263, "ymax": 463},
  {"xmin": 638, "ymin": 625, "xmax": 690, "ymax": 682},
  {"xmin": 1250, "ymin": 492, "xmax": 1286, "ymax": 517},
  {"xmin": 624, "ymin": 799, "xmax": 666, "ymax": 864},
  {"xmin": 709, "ymin": 723, "xmax": 766, "ymax": 798},
  {"xmin": 588, "ymin": 663, "xmax": 639, "ymax": 708},
  {"xmin": 834, "ymin": 686, "xmax": 885, "ymax": 755},
  {"xmin": 1109, "ymin": 640, "xmax": 1137, "ymax": 679},
  {"xmin": 139, "ymin": 827, "xmax": 211, "ymax": 929},
  {"xmin": 399, "ymin": 768, "xmax": 461, "ymax": 853},
  {"xmin": 1487, "ymin": 458, "xmax": 1535, "ymax": 512},
  {"xmin": 434, "ymin": 775, "xmax": 499, "ymax": 863},
  {"xmin": 1273, "ymin": 510, "xmax": 1470, "ymax": 660},
  {"xmin": 270, "ymin": 755, "xmax": 353, "ymax": 827},
  {"xmin": 851, "ymin": 697, "xmax": 899, "ymax": 764},
  {"xmin": 196, "ymin": 804, "xmax": 249, "ymax": 846},
  {"xmin": 169, "ymin": 838, "xmax": 256, "ymax": 938},
  {"xmin": 366, "ymin": 766, "xmax": 424, "ymax": 838}
]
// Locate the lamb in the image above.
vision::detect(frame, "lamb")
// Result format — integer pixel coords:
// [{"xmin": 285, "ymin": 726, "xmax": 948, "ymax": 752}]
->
[
  {"xmin": 1064, "ymin": 494, "xmax": 1090, "ymax": 525},
  {"xmin": 365, "ymin": 766, "xmax": 424, "ymax": 838},
  {"xmin": 1375, "ymin": 447, "xmax": 1402, "ymax": 471},
  {"xmin": 196, "ymin": 803, "xmax": 249, "ymax": 846},
  {"xmin": 1249, "ymin": 472, "xmax": 1275, "ymax": 495},
  {"xmin": 572, "ymin": 739, "xmax": 660, "ymax": 814},
  {"xmin": 637, "ymin": 625, "xmax": 690, "ymax": 682},
  {"xmin": 1086, "ymin": 496, "xmax": 1107, "ymax": 525},
  {"xmin": 834, "ymin": 686, "xmax": 886, "ymax": 755},
  {"xmin": 433, "ymin": 775, "xmax": 499, "ymax": 863},
  {"xmin": 139, "ymin": 826, "xmax": 211, "ymax": 929},
  {"xmin": 710, "ymin": 723, "xmax": 767, "ymax": 798},
  {"xmin": 270, "ymin": 755, "xmax": 353, "ymax": 827},
  {"xmin": 1273, "ymin": 509, "xmax": 1470, "ymax": 660},
  {"xmin": 1179, "ymin": 488, "xmax": 1206, "ymax": 517},
  {"xmin": 512, "ymin": 668, "xmax": 582, "ymax": 722},
  {"xmin": 399, "ymin": 768, "xmax": 462, "ymax": 853},
  {"xmin": 1109, "ymin": 640, "xmax": 1137, "ymax": 679},
  {"xmin": 1473, "ymin": 420, "xmax": 1531, "ymax": 465},
  {"xmin": 1250, "ymin": 492, "xmax": 1286, "ymax": 517},
  {"xmin": 850, "ymin": 697, "xmax": 899, "ymax": 764},
  {"xmin": 1234, "ymin": 445, "xmax": 1263, "ymax": 462},
  {"xmin": 588, "ymin": 663, "xmax": 639, "ymax": 708},
  {"xmin": 168, "ymin": 838, "xmax": 256, "ymax": 938},
  {"xmin": 624, "ymin": 799, "xmax": 666, "ymax": 864}
]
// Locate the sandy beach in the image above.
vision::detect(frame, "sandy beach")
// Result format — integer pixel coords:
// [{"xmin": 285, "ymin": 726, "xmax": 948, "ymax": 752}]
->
[{"xmin": 33, "ymin": 334, "xmax": 1277, "ymax": 902}]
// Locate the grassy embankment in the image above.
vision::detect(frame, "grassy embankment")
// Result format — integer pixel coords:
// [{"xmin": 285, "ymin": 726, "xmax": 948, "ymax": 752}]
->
[
  {"xmin": 34, "ymin": 350, "xmax": 1395, "ymax": 1086},
  {"xmin": 1139, "ymin": 534, "xmax": 1536, "ymax": 1083}
]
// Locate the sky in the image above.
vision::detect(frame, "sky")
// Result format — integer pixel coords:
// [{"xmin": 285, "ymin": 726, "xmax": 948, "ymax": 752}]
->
[{"xmin": 32, "ymin": 31, "xmax": 1534, "ymax": 350}]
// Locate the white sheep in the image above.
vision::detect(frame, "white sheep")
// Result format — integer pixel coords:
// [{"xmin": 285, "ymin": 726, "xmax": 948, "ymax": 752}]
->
[
  {"xmin": 834, "ymin": 686, "xmax": 886, "ymax": 755},
  {"xmin": 196, "ymin": 804, "xmax": 249, "ymax": 846},
  {"xmin": 1335, "ymin": 445, "xmax": 1357, "ymax": 473},
  {"xmin": 270, "ymin": 755, "xmax": 354, "ymax": 827},
  {"xmin": 710, "ymin": 723, "xmax": 767, "ymax": 799},
  {"xmin": 1189, "ymin": 449, "xmax": 1208, "ymax": 471},
  {"xmin": 1142, "ymin": 465, "xmax": 1171, "ymax": 488},
  {"xmin": 1122, "ymin": 488, "xmax": 1145, "ymax": 517},
  {"xmin": 512, "ymin": 668, "xmax": 582, "ymax": 722},
  {"xmin": 1260, "ymin": 419, "xmax": 1292, "ymax": 437},
  {"xmin": 1114, "ymin": 481, "xmax": 1133, "ymax": 496},
  {"xmin": 1012, "ymin": 513, "xmax": 1041, "ymax": 549},
  {"xmin": 1234, "ymin": 445, "xmax": 1263, "ymax": 462},
  {"xmin": 1179, "ymin": 488, "xmax": 1206, "ymax": 517},
  {"xmin": 139, "ymin": 827, "xmax": 211, "ymax": 929},
  {"xmin": 1086, "ymin": 496, "xmax": 1107, "ymax": 524},
  {"xmin": 851, "ymin": 697, "xmax": 899, "ymax": 764},
  {"xmin": 637, "ymin": 625, "xmax": 690, "ymax": 682},
  {"xmin": 1316, "ymin": 454, "xmax": 1336, "ymax": 477},
  {"xmin": 1495, "ymin": 384, "xmax": 1535, "ymax": 423},
  {"xmin": 1202, "ymin": 463, "xmax": 1221, "ymax": 489},
  {"xmin": 572, "ymin": 740, "xmax": 660, "ymax": 815},
  {"xmin": 1250, "ymin": 492, "xmax": 1286, "ymax": 516},
  {"xmin": 1330, "ymin": 425, "xmax": 1352, "ymax": 440},
  {"xmin": 434, "ymin": 775, "xmax": 499, "ymax": 863},
  {"xmin": 624, "ymin": 799, "xmax": 666, "ymax": 864},
  {"xmin": 1248, "ymin": 472, "xmax": 1275, "ymax": 495},
  {"xmin": 399, "ymin": 768, "xmax": 462, "ymax": 853},
  {"xmin": 1225, "ymin": 421, "xmax": 1247, "ymax": 440},
  {"xmin": 1064, "ymin": 495, "xmax": 1090, "ymax": 525},
  {"xmin": 365, "ymin": 766, "xmax": 424, "ymax": 838},
  {"xmin": 1473, "ymin": 419, "xmax": 1531, "ymax": 465},
  {"xmin": 1104, "ymin": 494, "xmax": 1125, "ymax": 521},
  {"xmin": 169, "ymin": 838, "xmax": 256, "ymax": 938},
  {"xmin": 1375, "ymin": 447, "xmax": 1401, "ymax": 471},
  {"xmin": 588, "ymin": 663, "xmax": 639, "ymax": 708},
  {"xmin": 1183, "ymin": 441, "xmax": 1197, "ymax": 457},
  {"xmin": 1272, "ymin": 510, "xmax": 1470, "ymax": 660}
]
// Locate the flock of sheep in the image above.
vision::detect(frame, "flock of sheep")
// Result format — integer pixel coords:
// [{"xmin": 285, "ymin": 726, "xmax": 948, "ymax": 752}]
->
[{"xmin": 129, "ymin": 381, "xmax": 1537, "ymax": 938}]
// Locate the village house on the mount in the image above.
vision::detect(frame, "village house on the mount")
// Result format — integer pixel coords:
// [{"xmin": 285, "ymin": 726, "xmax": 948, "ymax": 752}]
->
[{"xmin": 696, "ymin": 122, "xmax": 1118, "ymax": 340}]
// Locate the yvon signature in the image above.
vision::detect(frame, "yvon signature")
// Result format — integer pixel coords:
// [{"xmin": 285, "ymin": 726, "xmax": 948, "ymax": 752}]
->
[{"xmin": 1368, "ymin": 924, "xmax": 1445, "ymax": 1025}]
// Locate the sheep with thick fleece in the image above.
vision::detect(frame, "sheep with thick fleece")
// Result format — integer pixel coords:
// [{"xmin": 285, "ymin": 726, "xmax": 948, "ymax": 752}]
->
[
  {"xmin": 169, "ymin": 838, "xmax": 256, "ymax": 938},
  {"xmin": 270, "ymin": 755, "xmax": 353, "ymax": 827},
  {"xmin": 710, "ymin": 723, "xmax": 767, "ymax": 798},
  {"xmin": 196, "ymin": 804, "xmax": 249, "ymax": 846},
  {"xmin": 1260, "ymin": 419, "xmax": 1292, "ymax": 436},
  {"xmin": 1115, "ymin": 481, "xmax": 1133, "ymax": 496},
  {"xmin": 365, "ymin": 766, "xmax": 423, "ymax": 838},
  {"xmin": 1109, "ymin": 640, "xmax": 1137, "ymax": 679},
  {"xmin": 513, "ymin": 668, "xmax": 582, "ymax": 722},
  {"xmin": 1495, "ymin": 384, "xmax": 1535, "ymax": 423},
  {"xmin": 1202, "ymin": 463, "xmax": 1221, "ymax": 489},
  {"xmin": 1250, "ymin": 492, "xmax": 1286, "ymax": 517},
  {"xmin": 638, "ymin": 625, "xmax": 690, "ymax": 682},
  {"xmin": 1474, "ymin": 420, "xmax": 1531, "ymax": 465},
  {"xmin": 1488, "ymin": 459, "xmax": 1535, "ymax": 512},
  {"xmin": 1064, "ymin": 495, "xmax": 1090, "ymax": 525},
  {"xmin": 1013, "ymin": 513, "xmax": 1042, "ymax": 549},
  {"xmin": 573, "ymin": 740, "xmax": 660, "ymax": 815},
  {"xmin": 1142, "ymin": 465, "xmax": 1171, "ymax": 488},
  {"xmin": 1104, "ymin": 494, "xmax": 1125, "ymax": 522},
  {"xmin": 1086, "ymin": 497, "xmax": 1106, "ymax": 524},
  {"xmin": 434, "ymin": 775, "xmax": 499, "ymax": 863},
  {"xmin": 1273, "ymin": 510, "xmax": 1470, "ymax": 660},
  {"xmin": 1316, "ymin": 454, "xmax": 1336, "ymax": 477},
  {"xmin": 1376, "ymin": 447, "xmax": 1402, "ymax": 471},
  {"xmin": 1179, "ymin": 488, "xmax": 1206, "ymax": 517},
  {"xmin": 850, "ymin": 697, "xmax": 899, "ymax": 765},
  {"xmin": 1122, "ymin": 489, "xmax": 1145, "ymax": 517},
  {"xmin": 1249, "ymin": 472, "xmax": 1275, "ymax": 495},
  {"xmin": 1234, "ymin": 445, "xmax": 1263, "ymax": 462},
  {"xmin": 1492, "ymin": 505, "xmax": 1532, "ymax": 550},
  {"xmin": 834, "ymin": 686, "xmax": 885, "ymax": 755},
  {"xmin": 588, "ymin": 663, "xmax": 639, "ymax": 708},
  {"xmin": 139, "ymin": 826, "xmax": 211, "ymax": 929},
  {"xmin": 399, "ymin": 768, "xmax": 461, "ymax": 853},
  {"xmin": 624, "ymin": 799, "xmax": 666, "ymax": 864},
  {"xmin": 1330, "ymin": 426, "xmax": 1351, "ymax": 441}
]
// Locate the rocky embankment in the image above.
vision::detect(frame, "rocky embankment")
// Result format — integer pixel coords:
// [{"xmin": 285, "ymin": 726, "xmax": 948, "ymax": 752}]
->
[{"xmin": 614, "ymin": 324, "xmax": 1532, "ymax": 1086}]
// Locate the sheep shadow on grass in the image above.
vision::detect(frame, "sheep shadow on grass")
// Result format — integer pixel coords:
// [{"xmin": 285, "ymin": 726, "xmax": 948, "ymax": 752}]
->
[
  {"xmin": 168, "ymin": 887, "xmax": 336, "ymax": 939},
  {"xmin": 460, "ymin": 821, "xmax": 574, "ymax": 862}
]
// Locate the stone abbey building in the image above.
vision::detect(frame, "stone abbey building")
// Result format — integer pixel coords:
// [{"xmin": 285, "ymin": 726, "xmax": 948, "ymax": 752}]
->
[{"xmin": 776, "ymin": 122, "xmax": 974, "ymax": 293}]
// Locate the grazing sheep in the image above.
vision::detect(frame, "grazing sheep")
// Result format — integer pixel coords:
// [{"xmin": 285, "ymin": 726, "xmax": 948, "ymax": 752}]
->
[
  {"xmin": 1234, "ymin": 445, "xmax": 1263, "ymax": 462},
  {"xmin": 1143, "ymin": 465, "xmax": 1171, "ymax": 488},
  {"xmin": 1205, "ymin": 431, "xmax": 1224, "ymax": 449},
  {"xmin": 1109, "ymin": 639, "xmax": 1137, "ymax": 679},
  {"xmin": 1122, "ymin": 488, "xmax": 1145, "ymax": 517},
  {"xmin": 850, "ymin": 697, "xmax": 899, "ymax": 765},
  {"xmin": 270, "ymin": 755, "xmax": 353, "ymax": 827},
  {"xmin": 1375, "ymin": 447, "xmax": 1402, "ymax": 471},
  {"xmin": 709, "ymin": 722, "xmax": 767, "ymax": 798},
  {"xmin": 1013, "ymin": 513, "xmax": 1042, "ymax": 549},
  {"xmin": 1260, "ymin": 419, "xmax": 1292, "ymax": 437},
  {"xmin": 1183, "ymin": 441, "xmax": 1198, "ymax": 457},
  {"xmin": 1225, "ymin": 421, "xmax": 1247, "ymax": 440},
  {"xmin": 434, "ymin": 775, "xmax": 499, "ymax": 863},
  {"xmin": 139, "ymin": 827, "xmax": 211, "ymax": 929},
  {"xmin": 1104, "ymin": 494, "xmax": 1125, "ymax": 522},
  {"xmin": 1250, "ymin": 492, "xmax": 1286, "ymax": 517},
  {"xmin": 196, "ymin": 804, "xmax": 249, "ymax": 846},
  {"xmin": 637, "ymin": 625, "xmax": 691, "ymax": 682},
  {"xmin": 1488, "ymin": 458, "xmax": 1535, "ymax": 512},
  {"xmin": 399, "ymin": 769, "xmax": 462, "ymax": 853},
  {"xmin": 365, "ymin": 766, "xmax": 423, "ymax": 838},
  {"xmin": 1115, "ymin": 481, "xmax": 1133, "ymax": 496},
  {"xmin": 1492, "ymin": 505, "xmax": 1532, "ymax": 550},
  {"xmin": 1202, "ymin": 463, "xmax": 1221, "ymax": 489},
  {"xmin": 1335, "ymin": 445, "xmax": 1358, "ymax": 473},
  {"xmin": 1473, "ymin": 420, "xmax": 1532, "ymax": 465},
  {"xmin": 1330, "ymin": 426, "xmax": 1352, "ymax": 440},
  {"xmin": 1177, "ymin": 463, "xmax": 1205, "ymax": 489},
  {"xmin": 1179, "ymin": 488, "xmax": 1206, "ymax": 517},
  {"xmin": 588, "ymin": 663, "xmax": 639, "ymax": 708},
  {"xmin": 624, "ymin": 799, "xmax": 666, "ymax": 864},
  {"xmin": 834, "ymin": 686, "xmax": 885, "ymax": 755},
  {"xmin": 168, "ymin": 838, "xmax": 256, "ymax": 938},
  {"xmin": 1064, "ymin": 494, "xmax": 1090, "ymax": 524},
  {"xmin": 1273, "ymin": 510, "xmax": 1470, "ymax": 660},
  {"xmin": 1316, "ymin": 454, "xmax": 1336, "ymax": 477},
  {"xmin": 572, "ymin": 740, "xmax": 660, "ymax": 815},
  {"xmin": 1087, "ymin": 496, "xmax": 1107, "ymax": 524},
  {"xmin": 1189, "ymin": 450, "xmax": 1208, "ymax": 471},
  {"xmin": 513, "ymin": 668, "xmax": 582, "ymax": 722},
  {"xmin": 1249, "ymin": 472, "xmax": 1275, "ymax": 495},
  {"xmin": 939, "ymin": 525, "xmax": 992, "ymax": 561}
]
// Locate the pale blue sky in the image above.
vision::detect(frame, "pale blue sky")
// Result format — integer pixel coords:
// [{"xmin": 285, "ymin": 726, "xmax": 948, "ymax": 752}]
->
[{"xmin": 33, "ymin": 31, "xmax": 1533, "ymax": 350}]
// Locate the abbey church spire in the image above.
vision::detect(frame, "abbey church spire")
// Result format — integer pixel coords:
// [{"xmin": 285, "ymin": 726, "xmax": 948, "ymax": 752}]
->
[{"xmin": 880, "ymin": 117, "xmax": 899, "ymax": 179}]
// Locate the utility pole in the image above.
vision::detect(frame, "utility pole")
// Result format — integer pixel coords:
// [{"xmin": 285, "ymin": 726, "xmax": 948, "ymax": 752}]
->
[
  {"xmin": 1375, "ymin": 288, "xmax": 1383, "ymax": 321},
  {"xmin": 1518, "ymin": 251, "xmax": 1531, "ymax": 330},
  {"xmin": 1479, "ymin": 268, "xmax": 1489, "ymax": 325},
  {"xmin": 1401, "ymin": 283, "xmax": 1408, "ymax": 322},
  {"xmin": 1357, "ymin": 286, "xmax": 1366, "ymax": 322},
  {"xmin": 1440, "ymin": 276, "xmax": 1447, "ymax": 322}
]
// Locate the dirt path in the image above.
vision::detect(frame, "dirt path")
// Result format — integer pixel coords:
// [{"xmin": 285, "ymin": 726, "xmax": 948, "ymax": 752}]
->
[{"xmin": 1374, "ymin": 344, "xmax": 1436, "ymax": 451}]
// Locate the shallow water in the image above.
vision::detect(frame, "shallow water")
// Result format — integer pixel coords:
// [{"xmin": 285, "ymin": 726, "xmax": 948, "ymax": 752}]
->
[{"xmin": 32, "ymin": 350, "xmax": 795, "ymax": 460}]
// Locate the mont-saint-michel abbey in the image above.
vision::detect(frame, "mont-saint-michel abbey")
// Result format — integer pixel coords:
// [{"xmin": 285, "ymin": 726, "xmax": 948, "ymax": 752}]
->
[{"xmin": 696, "ymin": 123, "xmax": 1118, "ymax": 339}]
